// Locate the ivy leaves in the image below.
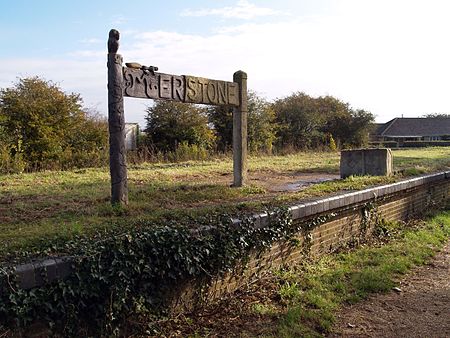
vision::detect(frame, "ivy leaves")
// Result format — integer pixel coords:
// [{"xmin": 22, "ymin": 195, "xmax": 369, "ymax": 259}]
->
[{"xmin": 0, "ymin": 207, "xmax": 318, "ymax": 336}]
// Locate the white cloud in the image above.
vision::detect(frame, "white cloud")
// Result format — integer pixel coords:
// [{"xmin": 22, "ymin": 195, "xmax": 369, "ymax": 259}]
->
[
  {"xmin": 2, "ymin": 0, "xmax": 450, "ymax": 126},
  {"xmin": 180, "ymin": 0, "xmax": 283, "ymax": 20},
  {"xmin": 111, "ymin": 15, "xmax": 128, "ymax": 25},
  {"xmin": 69, "ymin": 50, "xmax": 104, "ymax": 58},
  {"xmin": 119, "ymin": 3, "xmax": 450, "ymax": 122},
  {"xmin": 80, "ymin": 38, "xmax": 102, "ymax": 45}
]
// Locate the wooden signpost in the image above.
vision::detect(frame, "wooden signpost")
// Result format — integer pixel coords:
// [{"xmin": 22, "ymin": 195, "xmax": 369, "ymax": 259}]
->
[{"xmin": 107, "ymin": 29, "xmax": 247, "ymax": 205}]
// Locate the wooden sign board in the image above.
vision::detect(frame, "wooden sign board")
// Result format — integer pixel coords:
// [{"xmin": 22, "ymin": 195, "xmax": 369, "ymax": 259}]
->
[
  {"xmin": 123, "ymin": 68, "xmax": 240, "ymax": 106},
  {"xmin": 107, "ymin": 28, "xmax": 247, "ymax": 206}
]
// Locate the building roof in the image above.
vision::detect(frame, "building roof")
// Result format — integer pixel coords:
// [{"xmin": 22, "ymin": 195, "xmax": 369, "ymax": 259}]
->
[{"xmin": 378, "ymin": 117, "xmax": 450, "ymax": 137}]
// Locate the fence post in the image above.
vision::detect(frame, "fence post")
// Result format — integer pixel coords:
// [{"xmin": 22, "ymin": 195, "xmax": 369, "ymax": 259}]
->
[
  {"xmin": 107, "ymin": 29, "xmax": 128, "ymax": 205},
  {"xmin": 232, "ymin": 70, "xmax": 248, "ymax": 187}
]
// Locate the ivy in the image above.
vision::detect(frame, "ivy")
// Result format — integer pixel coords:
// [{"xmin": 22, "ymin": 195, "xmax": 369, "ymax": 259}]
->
[
  {"xmin": 360, "ymin": 201, "xmax": 379, "ymax": 239},
  {"xmin": 0, "ymin": 207, "xmax": 338, "ymax": 336}
]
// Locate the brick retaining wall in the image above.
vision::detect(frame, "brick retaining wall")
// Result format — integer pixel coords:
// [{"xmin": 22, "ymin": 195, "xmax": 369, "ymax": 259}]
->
[
  {"xmin": 10, "ymin": 172, "xmax": 450, "ymax": 310},
  {"xmin": 175, "ymin": 172, "xmax": 450, "ymax": 309}
]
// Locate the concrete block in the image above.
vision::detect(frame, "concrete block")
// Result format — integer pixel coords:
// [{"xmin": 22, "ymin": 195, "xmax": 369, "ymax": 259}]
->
[
  {"xmin": 15, "ymin": 264, "xmax": 35, "ymax": 289},
  {"xmin": 338, "ymin": 196, "xmax": 347, "ymax": 207},
  {"xmin": 259, "ymin": 213, "xmax": 269, "ymax": 227},
  {"xmin": 297, "ymin": 204, "xmax": 306, "ymax": 218},
  {"xmin": 363, "ymin": 190, "xmax": 374, "ymax": 201},
  {"xmin": 354, "ymin": 192, "xmax": 364, "ymax": 203},
  {"xmin": 316, "ymin": 201, "xmax": 325, "ymax": 213},
  {"xmin": 304, "ymin": 203, "xmax": 313, "ymax": 217},
  {"xmin": 34, "ymin": 259, "xmax": 58, "ymax": 286},
  {"xmin": 55, "ymin": 258, "xmax": 73, "ymax": 279},
  {"xmin": 290, "ymin": 206, "xmax": 300, "ymax": 220},
  {"xmin": 321, "ymin": 198, "xmax": 330, "ymax": 212},
  {"xmin": 329, "ymin": 197, "xmax": 340, "ymax": 210},
  {"xmin": 340, "ymin": 148, "xmax": 393, "ymax": 178},
  {"xmin": 231, "ymin": 218, "xmax": 241, "ymax": 226},
  {"xmin": 392, "ymin": 184, "xmax": 401, "ymax": 193},
  {"xmin": 310, "ymin": 202, "xmax": 320, "ymax": 215},
  {"xmin": 372, "ymin": 187, "xmax": 381, "ymax": 199},
  {"xmin": 344, "ymin": 193, "xmax": 355, "ymax": 205}
]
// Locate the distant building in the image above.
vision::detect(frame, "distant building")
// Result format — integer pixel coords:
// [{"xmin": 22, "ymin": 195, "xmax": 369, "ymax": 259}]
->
[
  {"xmin": 372, "ymin": 117, "xmax": 450, "ymax": 146},
  {"xmin": 125, "ymin": 123, "xmax": 139, "ymax": 150}
]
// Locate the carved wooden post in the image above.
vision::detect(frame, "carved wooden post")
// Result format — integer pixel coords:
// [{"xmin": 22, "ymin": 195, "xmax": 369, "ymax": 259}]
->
[
  {"xmin": 232, "ymin": 70, "xmax": 248, "ymax": 187},
  {"xmin": 107, "ymin": 29, "xmax": 128, "ymax": 205}
]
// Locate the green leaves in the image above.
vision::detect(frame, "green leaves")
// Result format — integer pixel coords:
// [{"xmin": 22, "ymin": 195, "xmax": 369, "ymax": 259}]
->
[
  {"xmin": 273, "ymin": 92, "xmax": 374, "ymax": 149},
  {"xmin": 144, "ymin": 100, "xmax": 215, "ymax": 153},
  {"xmin": 0, "ymin": 206, "xmax": 348, "ymax": 336},
  {"xmin": 207, "ymin": 91, "xmax": 278, "ymax": 153},
  {"xmin": 0, "ymin": 77, "xmax": 108, "ymax": 173},
  {"xmin": 0, "ymin": 207, "xmax": 305, "ymax": 335}
]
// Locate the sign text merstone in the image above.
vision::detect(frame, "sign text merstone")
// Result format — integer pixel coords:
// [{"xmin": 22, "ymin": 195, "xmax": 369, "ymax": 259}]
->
[{"xmin": 123, "ymin": 68, "xmax": 240, "ymax": 106}]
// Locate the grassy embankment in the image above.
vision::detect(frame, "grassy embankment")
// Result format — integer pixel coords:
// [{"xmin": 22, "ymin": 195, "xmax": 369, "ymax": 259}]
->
[{"xmin": 0, "ymin": 147, "xmax": 449, "ymax": 257}]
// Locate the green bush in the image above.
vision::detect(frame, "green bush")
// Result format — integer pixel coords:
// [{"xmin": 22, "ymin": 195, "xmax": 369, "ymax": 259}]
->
[
  {"xmin": 0, "ymin": 143, "xmax": 26, "ymax": 174},
  {"xmin": 167, "ymin": 142, "xmax": 210, "ymax": 162},
  {"xmin": 0, "ymin": 77, "xmax": 109, "ymax": 172},
  {"xmin": 144, "ymin": 100, "xmax": 216, "ymax": 153},
  {"xmin": 207, "ymin": 91, "xmax": 278, "ymax": 154}
]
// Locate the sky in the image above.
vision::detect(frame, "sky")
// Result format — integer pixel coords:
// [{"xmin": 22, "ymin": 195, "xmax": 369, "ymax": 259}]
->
[{"xmin": 1, "ymin": 0, "xmax": 450, "ymax": 127}]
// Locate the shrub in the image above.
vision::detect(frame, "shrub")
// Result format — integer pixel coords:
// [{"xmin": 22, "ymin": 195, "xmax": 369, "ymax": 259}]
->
[{"xmin": 0, "ymin": 77, "xmax": 109, "ymax": 172}]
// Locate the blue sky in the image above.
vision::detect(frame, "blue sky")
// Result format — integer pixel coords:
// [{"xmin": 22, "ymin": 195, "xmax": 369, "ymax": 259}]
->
[{"xmin": 1, "ymin": 0, "xmax": 450, "ymax": 126}]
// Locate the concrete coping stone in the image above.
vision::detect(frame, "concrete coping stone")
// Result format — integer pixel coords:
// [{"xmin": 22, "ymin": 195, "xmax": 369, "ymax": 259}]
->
[
  {"xmin": 231, "ymin": 218, "xmax": 241, "ymax": 226},
  {"xmin": 290, "ymin": 205, "xmax": 299, "ymax": 219},
  {"xmin": 297, "ymin": 204, "xmax": 306, "ymax": 218},
  {"xmin": 257, "ymin": 212, "xmax": 269, "ymax": 228},
  {"xmin": 14, "ymin": 257, "xmax": 73, "ymax": 289},
  {"xmin": 288, "ymin": 171, "xmax": 446, "ymax": 221}
]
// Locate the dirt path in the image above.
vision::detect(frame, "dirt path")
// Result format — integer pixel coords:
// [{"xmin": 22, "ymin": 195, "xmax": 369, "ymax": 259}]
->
[{"xmin": 329, "ymin": 241, "xmax": 450, "ymax": 338}]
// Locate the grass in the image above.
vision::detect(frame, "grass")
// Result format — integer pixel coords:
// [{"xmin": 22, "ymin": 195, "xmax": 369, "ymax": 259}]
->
[
  {"xmin": 1, "ymin": 147, "xmax": 450, "ymax": 258},
  {"xmin": 392, "ymin": 147, "xmax": 450, "ymax": 174},
  {"xmin": 269, "ymin": 211, "xmax": 450, "ymax": 337}
]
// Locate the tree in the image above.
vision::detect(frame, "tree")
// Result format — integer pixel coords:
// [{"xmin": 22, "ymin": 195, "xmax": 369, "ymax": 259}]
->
[
  {"xmin": 207, "ymin": 91, "xmax": 277, "ymax": 153},
  {"xmin": 144, "ymin": 100, "xmax": 215, "ymax": 152},
  {"xmin": 247, "ymin": 91, "xmax": 277, "ymax": 153},
  {"xmin": 324, "ymin": 109, "xmax": 374, "ymax": 148},
  {"xmin": 0, "ymin": 110, "xmax": 23, "ymax": 172},
  {"xmin": 273, "ymin": 92, "xmax": 374, "ymax": 150},
  {"xmin": 207, "ymin": 105, "xmax": 233, "ymax": 152},
  {"xmin": 273, "ymin": 92, "xmax": 328, "ymax": 149},
  {"xmin": 422, "ymin": 113, "xmax": 450, "ymax": 118},
  {"xmin": 346, "ymin": 109, "xmax": 374, "ymax": 147},
  {"xmin": 62, "ymin": 109, "xmax": 109, "ymax": 168},
  {"xmin": 0, "ymin": 77, "xmax": 108, "ymax": 171},
  {"xmin": 67, "ymin": 108, "xmax": 108, "ymax": 154}
]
